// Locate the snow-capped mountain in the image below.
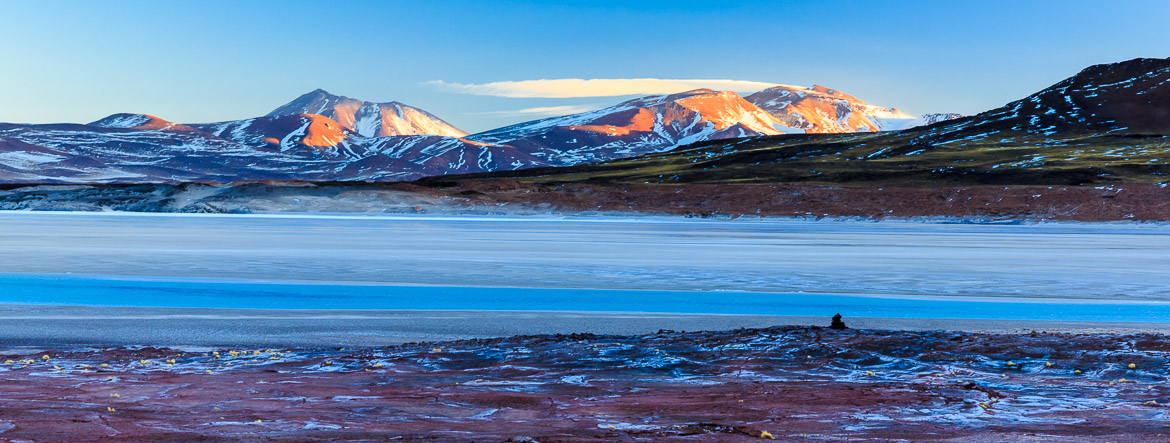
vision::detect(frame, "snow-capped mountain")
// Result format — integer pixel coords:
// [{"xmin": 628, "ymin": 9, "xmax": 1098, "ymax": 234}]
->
[
  {"xmin": 188, "ymin": 109, "xmax": 547, "ymax": 179},
  {"xmin": 267, "ymin": 89, "xmax": 467, "ymax": 138},
  {"xmin": 479, "ymin": 58, "xmax": 1170, "ymax": 189},
  {"xmin": 0, "ymin": 111, "xmax": 546, "ymax": 183},
  {"xmin": 28, "ymin": 61, "xmax": 1167, "ymax": 187},
  {"xmin": 467, "ymin": 89, "xmax": 798, "ymax": 166},
  {"xmin": 466, "ymin": 87, "xmax": 964, "ymax": 166},
  {"xmin": 744, "ymin": 85, "xmax": 962, "ymax": 133}
]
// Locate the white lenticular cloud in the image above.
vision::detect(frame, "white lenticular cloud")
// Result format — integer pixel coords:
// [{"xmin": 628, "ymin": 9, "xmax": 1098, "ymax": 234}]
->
[
  {"xmin": 425, "ymin": 78, "xmax": 778, "ymax": 98},
  {"xmin": 475, "ymin": 105, "xmax": 602, "ymax": 117}
]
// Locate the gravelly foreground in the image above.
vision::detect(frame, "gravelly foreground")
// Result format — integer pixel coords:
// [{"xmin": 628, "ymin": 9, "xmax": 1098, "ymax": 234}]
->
[{"xmin": 2, "ymin": 326, "xmax": 1169, "ymax": 441}]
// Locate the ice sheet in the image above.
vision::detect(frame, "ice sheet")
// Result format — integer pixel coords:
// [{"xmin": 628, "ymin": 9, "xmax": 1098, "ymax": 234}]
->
[{"xmin": 0, "ymin": 212, "xmax": 1167, "ymax": 301}]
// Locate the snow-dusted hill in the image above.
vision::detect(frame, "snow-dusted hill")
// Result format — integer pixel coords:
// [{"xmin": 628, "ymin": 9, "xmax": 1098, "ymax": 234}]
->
[
  {"xmin": 0, "ymin": 116, "xmax": 336, "ymax": 183},
  {"xmin": 267, "ymin": 89, "xmax": 467, "ymax": 138},
  {"xmin": 467, "ymin": 89, "xmax": 801, "ymax": 166},
  {"xmin": 745, "ymin": 85, "xmax": 962, "ymax": 133},
  {"xmin": 0, "ymin": 112, "xmax": 545, "ymax": 183},
  {"xmin": 0, "ymin": 84, "xmax": 968, "ymax": 183}
]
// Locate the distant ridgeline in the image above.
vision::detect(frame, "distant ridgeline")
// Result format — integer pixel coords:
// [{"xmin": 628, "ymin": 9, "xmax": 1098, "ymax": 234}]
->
[
  {"xmin": 449, "ymin": 57, "xmax": 1170, "ymax": 187},
  {"xmin": 0, "ymin": 82, "xmax": 959, "ymax": 184},
  {"xmin": 2, "ymin": 57, "xmax": 1168, "ymax": 187}
]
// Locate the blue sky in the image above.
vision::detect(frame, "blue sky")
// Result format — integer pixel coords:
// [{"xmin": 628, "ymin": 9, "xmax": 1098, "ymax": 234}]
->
[{"xmin": 1, "ymin": 0, "xmax": 1167, "ymax": 133}]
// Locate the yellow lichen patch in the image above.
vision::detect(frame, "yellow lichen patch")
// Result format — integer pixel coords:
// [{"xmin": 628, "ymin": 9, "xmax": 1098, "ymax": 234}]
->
[
  {"xmin": 107, "ymin": 407, "xmax": 116, "ymax": 412},
  {"xmin": 1128, "ymin": 363, "xmax": 1137, "ymax": 369},
  {"xmin": 110, "ymin": 393, "xmax": 120, "ymax": 398},
  {"xmin": 760, "ymin": 430, "xmax": 775, "ymax": 439},
  {"xmin": 42, "ymin": 355, "xmax": 50, "ymax": 361}
]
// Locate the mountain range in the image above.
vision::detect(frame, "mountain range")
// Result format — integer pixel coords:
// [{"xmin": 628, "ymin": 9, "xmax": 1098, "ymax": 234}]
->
[
  {"xmin": 0, "ymin": 83, "xmax": 958, "ymax": 183},
  {"xmin": 453, "ymin": 57, "xmax": 1170, "ymax": 188},
  {"xmin": 3, "ymin": 57, "xmax": 1169, "ymax": 219}
]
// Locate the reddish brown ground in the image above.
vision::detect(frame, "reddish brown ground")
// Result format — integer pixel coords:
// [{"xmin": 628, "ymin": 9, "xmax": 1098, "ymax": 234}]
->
[
  {"xmin": 3, "ymin": 327, "xmax": 1170, "ymax": 441},
  {"xmin": 422, "ymin": 181, "xmax": 1170, "ymax": 222}
]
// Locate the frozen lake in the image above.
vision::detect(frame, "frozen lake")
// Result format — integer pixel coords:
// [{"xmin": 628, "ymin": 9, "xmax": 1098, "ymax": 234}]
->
[{"xmin": 1, "ymin": 212, "xmax": 1169, "ymax": 321}]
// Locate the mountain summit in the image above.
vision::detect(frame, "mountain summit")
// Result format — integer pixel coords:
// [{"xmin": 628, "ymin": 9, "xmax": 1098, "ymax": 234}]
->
[
  {"xmin": 466, "ymin": 86, "xmax": 959, "ymax": 166},
  {"xmin": 267, "ymin": 89, "xmax": 468, "ymax": 138},
  {"xmin": 466, "ymin": 89, "xmax": 797, "ymax": 166},
  {"xmin": 745, "ymin": 85, "xmax": 958, "ymax": 133}
]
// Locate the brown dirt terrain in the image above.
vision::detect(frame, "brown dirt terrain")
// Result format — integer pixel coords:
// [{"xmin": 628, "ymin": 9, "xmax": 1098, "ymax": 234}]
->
[
  {"xmin": 2, "ymin": 326, "xmax": 1170, "ymax": 441},
  {"xmin": 428, "ymin": 180, "xmax": 1170, "ymax": 222}
]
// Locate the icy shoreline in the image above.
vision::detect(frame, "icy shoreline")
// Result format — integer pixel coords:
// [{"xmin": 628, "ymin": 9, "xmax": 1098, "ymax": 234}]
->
[{"xmin": 1, "ymin": 325, "xmax": 1169, "ymax": 441}]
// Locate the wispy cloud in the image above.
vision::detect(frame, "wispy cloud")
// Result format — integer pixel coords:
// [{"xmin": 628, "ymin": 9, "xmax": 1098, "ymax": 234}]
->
[
  {"xmin": 425, "ymin": 78, "xmax": 778, "ymax": 98},
  {"xmin": 474, "ymin": 104, "xmax": 602, "ymax": 117}
]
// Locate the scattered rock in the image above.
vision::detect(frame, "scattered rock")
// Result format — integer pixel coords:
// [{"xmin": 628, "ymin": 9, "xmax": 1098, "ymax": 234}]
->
[{"xmin": 830, "ymin": 313, "xmax": 847, "ymax": 330}]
